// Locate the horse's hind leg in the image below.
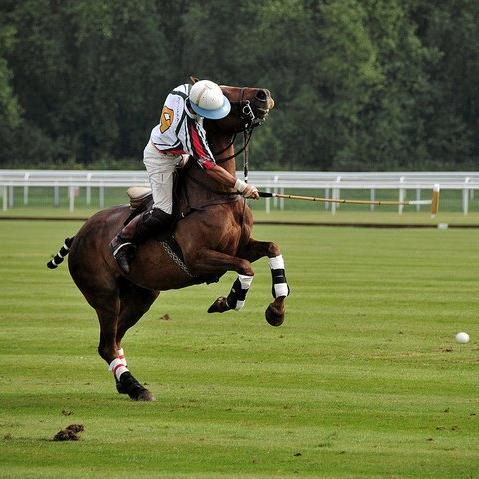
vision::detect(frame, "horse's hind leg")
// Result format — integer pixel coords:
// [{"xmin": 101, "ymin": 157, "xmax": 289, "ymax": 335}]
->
[
  {"xmin": 113, "ymin": 280, "xmax": 159, "ymax": 401},
  {"xmin": 92, "ymin": 291, "xmax": 124, "ymax": 383}
]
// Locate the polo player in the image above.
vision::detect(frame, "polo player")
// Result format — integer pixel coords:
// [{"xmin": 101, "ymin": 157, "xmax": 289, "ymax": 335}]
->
[{"xmin": 110, "ymin": 79, "xmax": 260, "ymax": 274}]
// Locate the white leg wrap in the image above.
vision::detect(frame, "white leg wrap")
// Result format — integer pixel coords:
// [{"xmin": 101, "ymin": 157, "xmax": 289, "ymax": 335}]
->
[
  {"xmin": 235, "ymin": 300, "xmax": 245, "ymax": 310},
  {"xmin": 109, "ymin": 357, "xmax": 129, "ymax": 380},
  {"xmin": 238, "ymin": 274, "xmax": 254, "ymax": 290},
  {"xmin": 268, "ymin": 255, "xmax": 285, "ymax": 270},
  {"xmin": 268, "ymin": 255, "xmax": 289, "ymax": 298},
  {"xmin": 273, "ymin": 283, "xmax": 289, "ymax": 297}
]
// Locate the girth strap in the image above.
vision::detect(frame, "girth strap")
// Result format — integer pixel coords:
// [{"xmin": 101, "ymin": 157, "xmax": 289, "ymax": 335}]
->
[{"xmin": 160, "ymin": 235, "xmax": 193, "ymax": 278}]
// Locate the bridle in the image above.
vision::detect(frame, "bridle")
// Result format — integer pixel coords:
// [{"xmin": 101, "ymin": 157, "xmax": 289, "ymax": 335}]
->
[{"xmin": 213, "ymin": 87, "xmax": 269, "ymax": 180}]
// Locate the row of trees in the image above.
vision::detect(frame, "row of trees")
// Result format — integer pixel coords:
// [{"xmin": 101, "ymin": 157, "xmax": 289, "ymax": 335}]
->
[{"xmin": 1, "ymin": 0, "xmax": 478, "ymax": 170}]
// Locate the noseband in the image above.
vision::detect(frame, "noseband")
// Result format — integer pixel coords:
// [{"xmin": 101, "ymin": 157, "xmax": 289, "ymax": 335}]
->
[{"xmin": 232, "ymin": 87, "xmax": 269, "ymax": 131}]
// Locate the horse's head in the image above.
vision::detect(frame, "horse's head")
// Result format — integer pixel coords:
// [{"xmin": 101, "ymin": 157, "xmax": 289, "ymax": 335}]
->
[{"xmin": 214, "ymin": 85, "xmax": 275, "ymax": 134}]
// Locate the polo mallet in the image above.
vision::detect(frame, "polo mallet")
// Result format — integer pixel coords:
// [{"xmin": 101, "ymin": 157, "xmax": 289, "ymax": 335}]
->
[{"xmin": 259, "ymin": 184, "xmax": 440, "ymax": 215}]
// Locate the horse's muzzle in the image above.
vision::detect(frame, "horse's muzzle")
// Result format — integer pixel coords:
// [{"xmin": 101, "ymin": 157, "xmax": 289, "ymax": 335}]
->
[{"xmin": 254, "ymin": 89, "xmax": 274, "ymax": 119}]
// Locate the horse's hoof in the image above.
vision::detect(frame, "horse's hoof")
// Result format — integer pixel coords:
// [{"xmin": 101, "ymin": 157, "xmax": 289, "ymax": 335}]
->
[
  {"xmin": 132, "ymin": 389, "xmax": 156, "ymax": 401},
  {"xmin": 118, "ymin": 372, "xmax": 155, "ymax": 401},
  {"xmin": 207, "ymin": 296, "xmax": 231, "ymax": 313},
  {"xmin": 265, "ymin": 301, "xmax": 285, "ymax": 327},
  {"xmin": 115, "ymin": 380, "xmax": 128, "ymax": 394}
]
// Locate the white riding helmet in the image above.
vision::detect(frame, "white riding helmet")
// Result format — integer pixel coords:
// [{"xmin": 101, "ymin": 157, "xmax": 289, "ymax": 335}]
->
[{"xmin": 189, "ymin": 80, "xmax": 231, "ymax": 120}]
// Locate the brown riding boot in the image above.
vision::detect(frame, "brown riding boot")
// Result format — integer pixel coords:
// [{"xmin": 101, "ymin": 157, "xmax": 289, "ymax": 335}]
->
[{"xmin": 110, "ymin": 208, "xmax": 173, "ymax": 274}]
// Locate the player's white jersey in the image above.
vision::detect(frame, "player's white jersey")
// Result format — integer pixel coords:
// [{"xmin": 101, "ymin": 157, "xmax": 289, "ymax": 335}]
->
[{"xmin": 149, "ymin": 84, "xmax": 216, "ymax": 170}]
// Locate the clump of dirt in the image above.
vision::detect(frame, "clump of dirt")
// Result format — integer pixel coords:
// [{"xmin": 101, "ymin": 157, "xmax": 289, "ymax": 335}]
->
[
  {"xmin": 160, "ymin": 313, "xmax": 171, "ymax": 320},
  {"xmin": 53, "ymin": 424, "xmax": 85, "ymax": 441}
]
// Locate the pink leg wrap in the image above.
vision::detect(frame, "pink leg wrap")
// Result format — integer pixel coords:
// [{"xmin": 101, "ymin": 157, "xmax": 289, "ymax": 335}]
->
[{"xmin": 109, "ymin": 357, "xmax": 129, "ymax": 380}]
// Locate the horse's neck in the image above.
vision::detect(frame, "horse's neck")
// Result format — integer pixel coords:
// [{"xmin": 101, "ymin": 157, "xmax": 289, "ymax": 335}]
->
[
  {"xmin": 182, "ymin": 141, "xmax": 237, "ymax": 205},
  {"xmin": 187, "ymin": 133, "xmax": 237, "ymax": 189},
  {"xmin": 209, "ymin": 135, "xmax": 237, "ymax": 177}
]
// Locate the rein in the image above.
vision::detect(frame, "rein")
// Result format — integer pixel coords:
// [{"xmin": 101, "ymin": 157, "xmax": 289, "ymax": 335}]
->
[
  {"xmin": 214, "ymin": 130, "xmax": 253, "ymax": 166},
  {"xmin": 213, "ymin": 87, "xmax": 264, "ymax": 165}
]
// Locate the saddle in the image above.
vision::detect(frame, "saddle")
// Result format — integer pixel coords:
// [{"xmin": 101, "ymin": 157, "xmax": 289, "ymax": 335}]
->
[
  {"xmin": 127, "ymin": 186, "xmax": 153, "ymax": 211},
  {"xmin": 126, "ymin": 167, "xmax": 187, "ymax": 218}
]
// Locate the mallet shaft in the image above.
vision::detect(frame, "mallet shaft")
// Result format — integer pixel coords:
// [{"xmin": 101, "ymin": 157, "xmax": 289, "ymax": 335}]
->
[{"xmin": 259, "ymin": 192, "xmax": 431, "ymax": 207}]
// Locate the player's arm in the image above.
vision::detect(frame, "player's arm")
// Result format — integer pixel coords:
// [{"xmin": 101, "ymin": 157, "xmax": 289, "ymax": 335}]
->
[
  {"xmin": 204, "ymin": 164, "xmax": 259, "ymax": 199},
  {"xmin": 187, "ymin": 119, "xmax": 258, "ymax": 198}
]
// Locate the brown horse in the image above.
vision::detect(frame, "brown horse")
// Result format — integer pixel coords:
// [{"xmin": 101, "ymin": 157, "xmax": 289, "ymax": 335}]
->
[{"xmin": 47, "ymin": 83, "xmax": 290, "ymax": 401}]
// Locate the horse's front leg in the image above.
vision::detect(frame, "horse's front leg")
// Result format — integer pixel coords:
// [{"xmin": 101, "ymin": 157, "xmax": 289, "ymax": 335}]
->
[{"xmin": 239, "ymin": 238, "xmax": 290, "ymax": 326}]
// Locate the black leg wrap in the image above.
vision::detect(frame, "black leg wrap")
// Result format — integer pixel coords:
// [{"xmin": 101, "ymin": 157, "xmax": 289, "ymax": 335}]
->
[
  {"xmin": 115, "ymin": 376, "xmax": 128, "ymax": 394},
  {"xmin": 118, "ymin": 371, "xmax": 147, "ymax": 398},
  {"xmin": 271, "ymin": 268, "xmax": 290, "ymax": 297},
  {"xmin": 226, "ymin": 278, "xmax": 251, "ymax": 311}
]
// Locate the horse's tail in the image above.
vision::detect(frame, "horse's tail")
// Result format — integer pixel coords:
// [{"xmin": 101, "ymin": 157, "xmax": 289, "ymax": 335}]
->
[{"xmin": 47, "ymin": 237, "xmax": 75, "ymax": 269}]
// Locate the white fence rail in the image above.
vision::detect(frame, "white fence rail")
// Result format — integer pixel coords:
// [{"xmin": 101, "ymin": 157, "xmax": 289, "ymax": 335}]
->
[{"xmin": 1, "ymin": 169, "xmax": 478, "ymax": 214}]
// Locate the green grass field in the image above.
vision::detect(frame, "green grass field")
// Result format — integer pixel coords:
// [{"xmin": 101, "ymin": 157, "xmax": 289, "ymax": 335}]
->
[{"xmin": 1, "ymin": 220, "xmax": 478, "ymax": 478}]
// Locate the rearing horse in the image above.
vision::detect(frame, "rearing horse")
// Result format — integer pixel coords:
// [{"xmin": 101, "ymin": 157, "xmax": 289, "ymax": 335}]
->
[{"xmin": 47, "ymin": 83, "xmax": 290, "ymax": 401}]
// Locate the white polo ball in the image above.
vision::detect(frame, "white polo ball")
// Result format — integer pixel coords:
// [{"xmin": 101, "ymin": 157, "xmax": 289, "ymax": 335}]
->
[{"xmin": 455, "ymin": 332, "xmax": 470, "ymax": 344}]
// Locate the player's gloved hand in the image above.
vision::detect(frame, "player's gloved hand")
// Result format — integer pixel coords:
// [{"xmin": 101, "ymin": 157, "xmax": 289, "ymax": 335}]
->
[
  {"xmin": 244, "ymin": 184, "xmax": 259, "ymax": 199},
  {"xmin": 235, "ymin": 179, "xmax": 259, "ymax": 199}
]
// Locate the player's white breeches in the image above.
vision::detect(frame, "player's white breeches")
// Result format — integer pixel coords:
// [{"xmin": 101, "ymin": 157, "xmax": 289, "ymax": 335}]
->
[{"xmin": 143, "ymin": 141, "xmax": 183, "ymax": 214}]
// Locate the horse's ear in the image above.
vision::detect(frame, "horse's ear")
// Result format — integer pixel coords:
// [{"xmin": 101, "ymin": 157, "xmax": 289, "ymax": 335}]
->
[{"xmin": 189, "ymin": 76, "xmax": 199, "ymax": 84}]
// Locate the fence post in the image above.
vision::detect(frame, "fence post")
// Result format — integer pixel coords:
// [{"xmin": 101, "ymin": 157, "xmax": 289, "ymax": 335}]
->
[
  {"xmin": 99, "ymin": 182, "xmax": 105, "ymax": 209},
  {"xmin": 324, "ymin": 188, "xmax": 330, "ymax": 210},
  {"xmin": 8, "ymin": 184, "xmax": 14, "ymax": 208},
  {"xmin": 24, "ymin": 172, "xmax": 29, "ymax": 205},
  {"xmin": 370, "ymin": 189, "xmax": 375, "ymax": 211},
  {"xmin": 463, "ymin": 177, "xmax": 470, "ymax": 215},
  {"xmin": 86, "ymin": 172, "xmax": 92, "ymax": 206},
  {"xmin": 69, "ymin": 185, "xmax": 75, "ymax": 212},
  {"xmin": 331, "ymin": 176, "xmax": 341, "ymax": 215},
  {"xmin": 398, "ymin": 176, "xmax": 405, "ymax": 215},
  {"xmin": 54, "ymin": 182, "xmax": 59, "ymax": 207},
  {"xmin": 273, "ymin": 175, "xmax": 279, "ymax": 209},
  {"xmin": 416, "ymin": 188, "xmax": 421, "ymax": 212},
  {"xmin": 265, "ymin": 187, "xmax": 271, "ymax": 214},
  {"xmin": 2, "ymin": 185, "xmax": 7, "ymax": 211}
]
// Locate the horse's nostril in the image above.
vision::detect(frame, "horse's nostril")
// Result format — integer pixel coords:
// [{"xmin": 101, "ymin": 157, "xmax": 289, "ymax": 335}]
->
[{"xmin": 256, "ymin": 90, "xmax": 268, "ymax": 101}]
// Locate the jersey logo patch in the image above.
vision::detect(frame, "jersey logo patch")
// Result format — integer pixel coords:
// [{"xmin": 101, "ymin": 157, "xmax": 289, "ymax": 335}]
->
[{"xmin": 160, "ymin": 106, "xmax": 174, "ymax": 133}]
